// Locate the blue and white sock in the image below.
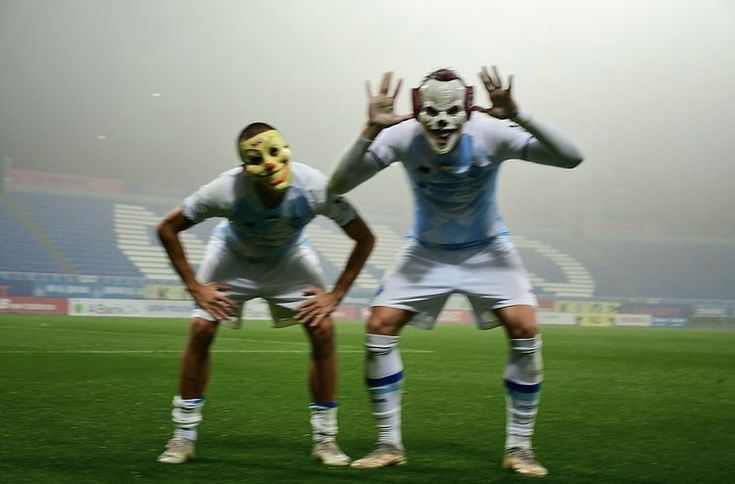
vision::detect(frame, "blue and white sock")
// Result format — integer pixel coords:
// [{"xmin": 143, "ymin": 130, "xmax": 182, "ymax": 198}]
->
[
  {"xmin": 172, "ymin": 395, "xmax": 205, "ymax": 441},
  {"xmin": 309, "ymin": 401, "xmax": 338, "ymax": 442},
  {"xmin": 365, "ymin": 333, "xmax": 404, "ymax": 449},
  {"xmin": 503, "ymin": 336, "xmax": 543, "ymax": 449}
]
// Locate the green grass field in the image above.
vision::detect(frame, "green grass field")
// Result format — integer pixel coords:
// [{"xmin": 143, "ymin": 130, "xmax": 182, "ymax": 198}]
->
[{"xmin": 1, "ymin": 314, "xmax": 733, "ymax": 483}]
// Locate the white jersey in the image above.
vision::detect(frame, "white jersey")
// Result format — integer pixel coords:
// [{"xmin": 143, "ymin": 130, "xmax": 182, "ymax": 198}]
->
[
  {"xmin": 183, "ymin": 162, "xmax": 357, "ymax": 259},
  {"xmin": 367, "ymin": 116, "xmax": 532, "ymax": 250}
]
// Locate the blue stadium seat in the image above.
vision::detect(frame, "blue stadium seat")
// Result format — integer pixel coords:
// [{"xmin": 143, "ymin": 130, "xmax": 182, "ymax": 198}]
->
[{"xmin": 2, "ymin": 188, "xmax": 733, "ymax": 302}]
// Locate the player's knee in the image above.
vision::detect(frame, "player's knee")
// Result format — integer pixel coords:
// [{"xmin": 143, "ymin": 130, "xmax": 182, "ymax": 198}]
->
[
  {"xmin": 189, "ymin": 318, "xmax": 217, "ymax": 345},
  {"xmin": 497, "ymin": 305, "xmax": 538, "ymax": 339},
  {"xmin": 504, "ymin": 316, "xmax": 538, "ymax": 339},
  {"xmin": 366, "ymin": 313, "xmax": 402, "ymax": 335},
  {"xmin": 512, "ymin": 324, "xmax": 538, "ymax": 339},
  {"xmin": 309, "ymin": 320, "xmax": 336, "ymax": 355}
]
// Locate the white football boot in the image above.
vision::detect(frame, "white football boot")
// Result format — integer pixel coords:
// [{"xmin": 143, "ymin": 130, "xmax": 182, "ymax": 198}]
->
[
  {"xmin": 351, "ymin": 442, "xmax": 406, "ymax": 469},
  {"xmin": 502, "ymin": 447, "xmax": 548, "ymax": 477},
  {"xmin": 158, "ymin": 436, "xmax": 195, "ymax": 464},
  {"xmin": 311, "ymin": 437, "xmax": 351, "ymax": 466}
]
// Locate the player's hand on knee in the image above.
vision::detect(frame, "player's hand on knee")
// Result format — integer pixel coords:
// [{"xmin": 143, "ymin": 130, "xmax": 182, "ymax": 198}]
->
[
  {"xmin": 295, "ymin": 287, "xmax": 338, "ymax": 327},
  {"xmin": 191, "ymin": 282, "xmax": 235, "ymax": 321}
]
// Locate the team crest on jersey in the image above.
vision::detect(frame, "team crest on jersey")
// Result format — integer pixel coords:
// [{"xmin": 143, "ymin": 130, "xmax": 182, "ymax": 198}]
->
[{"xmin": 430, "ymin": 134, "xmax": 474, "ymax": 174}]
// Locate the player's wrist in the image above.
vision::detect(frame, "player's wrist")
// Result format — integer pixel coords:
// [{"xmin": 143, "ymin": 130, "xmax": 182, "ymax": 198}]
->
[
  {"xmin": 329, "ymin": 288, "xmax": 346, "ymax": 302},
  {"xmin": 510, "ymin": 109, "xmax": 531, "ymax": 124},
  {"xmin": 362, "ymin": 122, "xmax": 383, "ymax": 140},
  {"xmin": 185, "ymin": 281, "xmax": 203, "ymax": 296}
]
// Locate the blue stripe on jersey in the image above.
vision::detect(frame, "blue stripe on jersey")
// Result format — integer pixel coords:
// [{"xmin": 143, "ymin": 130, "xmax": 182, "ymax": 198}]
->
[
  {"xmin": 367, "ymin": 370, "xmax": 404, "ymax": 388},
  {"xmin": 416, "ymin": 236, "xmax": 497, "ymax": 251},
  {"xmin": 368, "ymin": 149, "xmax": 391, "ymax": 169}
]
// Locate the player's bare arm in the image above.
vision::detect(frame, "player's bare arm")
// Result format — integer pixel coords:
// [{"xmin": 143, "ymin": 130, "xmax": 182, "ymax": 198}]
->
[
  {"xmin": 157, "ymin": 208, "xmax": 235, "ymax": 320},
  {"xmin": 474, "ymin": 64, "xmax": 584, "ymax": 169},
  {"xmin": 295, "ymin": 215, "xmax": 375, "ymax": 327}
]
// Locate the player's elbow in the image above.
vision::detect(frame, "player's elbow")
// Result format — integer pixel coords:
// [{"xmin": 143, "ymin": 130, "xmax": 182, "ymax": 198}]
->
[
  {"xmin": 156, "ymin": 216, "xmax": 182, "ymax": 243},
  {"xmin": 327, "ymin": 179, "xmax": 350, "ymax": 195},
  {"xmin": 358, "ymin": 228, "xmax": 377, "ymax": 257},
  {"xmin": 355, "ymin": 226, "xmax": 376, "ymax": 254},
  {"xmin": 563, "ymin": 153, "xmax": 584, "ymax": 169},
  {"xmin": 555, "ymin": 148, "xmax": 584, "ymax": 169},
  {"xmin": 364, "ymin": 231, "xmax": 376, "ymax": 254},
  {"xmin": 156, "ymin": 220, "xmax": 172, "ymax": 243}
]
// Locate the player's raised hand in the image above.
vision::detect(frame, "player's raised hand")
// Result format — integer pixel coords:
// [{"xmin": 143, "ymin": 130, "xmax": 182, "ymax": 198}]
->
[
  {"xmin": 473, "ymin": 65, "xmax": 519, "ymax": 120},
  {"xmin": 365, "ymin": 72, "xmax": 413, "ymax": 129},
  {"xmin": 295, "ymin": 287, "xmax": 339, "ymax": 328},
  {"xmin": 190, "ymin": 282, "xmax": 235, "ymax": 321}
]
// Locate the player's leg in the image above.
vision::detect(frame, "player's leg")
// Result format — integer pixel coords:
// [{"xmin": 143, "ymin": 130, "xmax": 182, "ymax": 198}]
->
[
  {"xmin": 302, "ymin": 315, "xmax": 337, "ymax": 404},
  {"xmin": 265, "ymin": 244, "xmax": 351, "ymax": 465},
  {"xmin": 159, "ymin": 229, "xmax": 242, "ymax": 464},
  {"xmin": 494, "ymin": 304, "xmax": 547, "ymax": 477},
  {"xmin": 351, "ymin": 306, "xmax": 412, "ymax": 469},
  {"xmin": 353, "ymin": 241, "xmax": 451, "ymax": 469},
  {"xmin": 300, "ymin": 316, "xmax": 352, "ymax": 466},
  {"xmin": 461, "ymin": 238, "xmax": 547, "ymax": 476},
  {"xmin": 180, "ymin": 317, "xmax": 220, "ymax": 398},
  {"xmin": 159, "ymin": 317, "xmax": 220, "ymax": 464}
]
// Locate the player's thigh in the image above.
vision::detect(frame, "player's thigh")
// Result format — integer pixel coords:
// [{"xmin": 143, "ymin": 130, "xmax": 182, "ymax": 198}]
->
[
  {"xmin": 193, "ymin": 238, "xmax": 259, "ymax": 321},
  {"xmin": 371, "ymin": 242, "xmax": 454, "ymax": 330},
  {"xmin": 461, "ymin": 239, "xmax": 537, "ymax": 330},
  {"xmin": 265, "ymin": 244, "xmax": 327, "ymax": 327}
]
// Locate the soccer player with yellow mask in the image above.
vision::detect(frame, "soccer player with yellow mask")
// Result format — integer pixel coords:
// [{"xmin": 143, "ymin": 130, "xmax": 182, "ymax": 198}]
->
[
  {"xmin": 156, "ymin": 122, "xmax": 375, "ymax": 466},
  {"xmin": 239, "ymin": 128, "xmax": 293, "ymax": 195}
]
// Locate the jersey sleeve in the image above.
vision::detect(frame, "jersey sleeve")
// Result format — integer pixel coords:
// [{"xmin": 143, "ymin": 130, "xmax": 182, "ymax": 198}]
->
[
  {"xmin": 321, "ymin": 192, "xmax": 358, "ymax": 226},
  {"xmin": 366, "ymin": 122, "xmax": 407, "ymax": 168},
  {"xmin": 307, "ymin": 166, "xmax": 358, "ymax": 226},
  {"xmin": 493, "ymin": 120, "xmax": 534, "ymax": 161},
  {"xmin": 181, "ymin": 175, "xmax": 234, "ymax": 224}
]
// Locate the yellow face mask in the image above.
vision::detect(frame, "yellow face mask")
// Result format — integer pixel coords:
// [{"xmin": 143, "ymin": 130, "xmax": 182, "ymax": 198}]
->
[{"xmin": 238, "ymin": 129, "xmax": 293, "ymax": 191}]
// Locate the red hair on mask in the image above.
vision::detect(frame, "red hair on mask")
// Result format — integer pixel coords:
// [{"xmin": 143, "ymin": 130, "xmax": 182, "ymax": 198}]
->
[{"xmin": 412, "ymin": 68, "xmax": 474, "ymax": 118}]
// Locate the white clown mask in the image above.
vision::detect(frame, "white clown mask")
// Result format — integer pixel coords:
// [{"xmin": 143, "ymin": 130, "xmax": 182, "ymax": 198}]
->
[{"xmin": 416, "ymin": 78, "xmax": 468, "ymax": 154}]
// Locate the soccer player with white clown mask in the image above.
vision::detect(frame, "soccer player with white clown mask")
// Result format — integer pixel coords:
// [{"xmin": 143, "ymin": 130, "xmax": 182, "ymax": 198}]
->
[{"xmin": 329, "ymin": 67, "xmax": 584, "ymax": 477}]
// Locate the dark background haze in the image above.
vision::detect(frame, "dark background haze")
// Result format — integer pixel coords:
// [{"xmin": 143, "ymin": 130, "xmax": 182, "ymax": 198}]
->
[{"xmin": 2, "ymin": 0, "xmax": 734, "ymax": 234}]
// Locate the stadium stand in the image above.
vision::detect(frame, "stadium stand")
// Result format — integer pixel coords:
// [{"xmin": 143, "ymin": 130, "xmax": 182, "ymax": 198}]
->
[
  {"xmin": 1, "ymin": 187, "xmax": 734, "ymax": 303},
  {"xmin": 0, "ymin": 193, "xmax": 64, "ymax": 274},
  {"xmin": 12, "ymin": 191, "xmax": 143, "ymax": 277}
]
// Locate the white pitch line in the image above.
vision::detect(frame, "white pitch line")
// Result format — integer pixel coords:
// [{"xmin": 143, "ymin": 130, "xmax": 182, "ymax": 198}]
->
[
  {"xmin": 0, "ymin": 324, "xmax": 434, "ymax": 352},
  {"xmin": 0, "ymin": 326, "xmax": 355, "ymax": 349},
  {"xmin": 0, "ymin": 323, "xmax": 434, "ymax": 354}
]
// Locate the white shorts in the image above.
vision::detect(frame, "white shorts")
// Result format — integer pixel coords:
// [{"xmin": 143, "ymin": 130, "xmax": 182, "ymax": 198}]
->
[
  {"xmin": 371, "ymin": 237, "xmax": 537, "ymax": 330},
  {"xmin": 192, "ymin": 232, "xmax": 326, "ymax": 328}
]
